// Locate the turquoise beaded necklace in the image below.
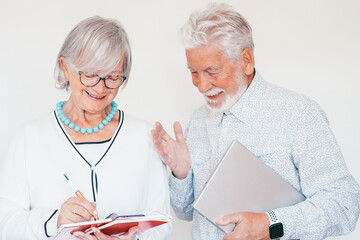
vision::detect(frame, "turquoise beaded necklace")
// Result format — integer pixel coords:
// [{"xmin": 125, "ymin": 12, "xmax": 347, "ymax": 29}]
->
[{"xmin": 56, "ymin": 101, "xmax": 118, "ymax": 134}]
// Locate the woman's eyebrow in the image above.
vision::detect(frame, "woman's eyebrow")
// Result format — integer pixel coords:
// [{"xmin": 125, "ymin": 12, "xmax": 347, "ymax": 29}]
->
[{"xmin": 108, "ymin": 70, "xmax": 123, "ymax": 74}]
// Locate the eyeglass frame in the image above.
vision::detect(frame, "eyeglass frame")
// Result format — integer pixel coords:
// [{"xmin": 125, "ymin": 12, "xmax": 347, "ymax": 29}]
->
[{"xmin": 70, "ymin": 63, "xmax": 127, "ymax": 89}]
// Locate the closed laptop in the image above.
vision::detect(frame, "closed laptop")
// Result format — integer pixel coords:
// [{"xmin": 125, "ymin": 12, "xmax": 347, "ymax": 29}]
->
[{"xmin": 193, "ymin": 140, "xmax": 305, "ymax": 233}]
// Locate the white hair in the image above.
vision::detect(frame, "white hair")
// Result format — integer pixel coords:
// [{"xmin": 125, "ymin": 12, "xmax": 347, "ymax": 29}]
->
[
  {"xmin": 180, "ymin": 2, "xmax": 254, "ymax": 62},
  {"xmin": 203, "ymin": 69, "xmax": 248, "ymax": 113},
  {"xmin": 54, "ymin": 16, "xmax": 132, "ymax": 91}
]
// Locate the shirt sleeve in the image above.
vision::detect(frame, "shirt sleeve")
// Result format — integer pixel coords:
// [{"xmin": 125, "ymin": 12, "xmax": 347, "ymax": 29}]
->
[
  {"xmin": 136, "ymin": 135, "xmax": 172, "ymax": 240},
  {"xmin": 169, "ymin": 168, "xmax": 194, "ymax": 221},
  {"xmin": 0, "ymin": 130, "xmax": 58, "ymax": 239},
  {"xmin": 274, "ymin": 103, "xmax": 360, "ymax": 239}
]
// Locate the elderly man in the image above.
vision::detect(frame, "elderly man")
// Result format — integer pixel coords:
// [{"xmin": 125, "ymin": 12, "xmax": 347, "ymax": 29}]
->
[{"xmin": 151, "ymin": 3, "xmax": 360, "ymax": 240}]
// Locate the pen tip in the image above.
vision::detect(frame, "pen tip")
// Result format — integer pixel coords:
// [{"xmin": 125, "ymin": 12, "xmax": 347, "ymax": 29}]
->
[{"xmin": 64, "ymin": 173, "xmax": 69, "ymax": 180}]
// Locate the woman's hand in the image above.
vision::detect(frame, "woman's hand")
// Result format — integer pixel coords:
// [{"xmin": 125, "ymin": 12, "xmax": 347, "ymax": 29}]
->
[
  {"xmin": 151, "ymin": 121, "xmax": 191, "ymax": 179},
  {"xmin": 57, "ymin": 197, "xmax": 98, "ymax": 228},
  {"xmin": 73, "ymin": 226, "xmax": 139, "ymax": 240}
]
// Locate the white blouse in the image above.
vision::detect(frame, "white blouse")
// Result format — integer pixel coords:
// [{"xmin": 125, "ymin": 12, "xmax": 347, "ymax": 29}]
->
[{"xmin": 0, "ymin": 110, "xmax": 171, "ymax": 239}]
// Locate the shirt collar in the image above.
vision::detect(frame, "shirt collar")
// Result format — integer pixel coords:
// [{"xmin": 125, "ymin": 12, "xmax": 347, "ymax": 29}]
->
[{"xmin": 222, "ymin": 70, "xmax": 267, "ymax": 124}]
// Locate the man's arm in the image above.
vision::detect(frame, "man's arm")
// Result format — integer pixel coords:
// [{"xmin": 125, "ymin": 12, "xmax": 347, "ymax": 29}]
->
[
  {"xmin": 151, "ymin": 121, "xmax": 195, "ymax": 221},
  {"xmin": 273, "ymin": 104, "xmax": 360, "ymax": 239},
  {"xmin": 216, "ymin": 102, "xmax": 360, "ymax": 240}
]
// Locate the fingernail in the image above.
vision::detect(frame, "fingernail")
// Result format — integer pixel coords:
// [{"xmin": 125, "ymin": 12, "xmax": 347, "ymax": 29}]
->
[
  {"xmin": 72, "ymin": 232, "xmax": 82, "ymax": 236},
  {"xmin": 216, "ymin": 219, "xmax": 224, "ymax": 224}
]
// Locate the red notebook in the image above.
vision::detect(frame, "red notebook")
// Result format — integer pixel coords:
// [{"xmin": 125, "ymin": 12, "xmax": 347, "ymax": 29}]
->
[{"xmin": 53, "ymin": 214, "xmax": 170, "ymax": 239}]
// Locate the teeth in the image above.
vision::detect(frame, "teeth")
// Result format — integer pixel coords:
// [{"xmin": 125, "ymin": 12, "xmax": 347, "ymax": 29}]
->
[{"xmin": 86, "ymin": 91, "xmax": 104, "ymax": 99}]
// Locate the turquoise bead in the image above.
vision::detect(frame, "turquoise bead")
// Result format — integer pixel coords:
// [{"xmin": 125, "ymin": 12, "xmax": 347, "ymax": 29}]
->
[{"xmin": 56, "ymin": 101, "xmax": 118, "ymax": 134}]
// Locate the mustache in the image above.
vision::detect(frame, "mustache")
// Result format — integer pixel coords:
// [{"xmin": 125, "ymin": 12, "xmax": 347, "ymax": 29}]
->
[{"xmin": 203, "ymin": 87, "xmax": 225, "ymax": 97}]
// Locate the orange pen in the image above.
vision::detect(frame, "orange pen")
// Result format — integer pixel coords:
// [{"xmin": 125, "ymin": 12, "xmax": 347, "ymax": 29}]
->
[{"xmin": 64, "ymin": 173, "xmax": 99, "ymax": 220}]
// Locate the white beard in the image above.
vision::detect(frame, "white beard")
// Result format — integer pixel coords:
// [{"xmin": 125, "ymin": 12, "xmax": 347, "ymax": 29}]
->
[{"xmin": 203, "ymin": 73, "xmax": 247, "ymax": 113}]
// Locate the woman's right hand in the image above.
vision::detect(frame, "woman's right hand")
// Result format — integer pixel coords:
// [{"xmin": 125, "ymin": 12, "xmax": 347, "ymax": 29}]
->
[{"xmin": 57, "ymin": 197, "xmax": 98, "ymax": 228}]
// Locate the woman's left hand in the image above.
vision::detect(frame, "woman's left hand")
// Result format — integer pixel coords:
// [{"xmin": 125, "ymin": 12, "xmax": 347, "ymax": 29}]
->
[{"xmin": 72, "ymin": 226, "xmax": 138, "ymax": 240}]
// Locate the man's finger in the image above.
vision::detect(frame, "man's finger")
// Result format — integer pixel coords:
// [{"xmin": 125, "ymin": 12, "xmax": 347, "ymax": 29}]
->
[
  {"xmin": 223, "ymin": 231, "xmax": 241, "ymax": 240},
  {"xmin": 151, "ymin": 130, "xmax": 161, "ymax": 147},
  {"xmin": 155, "ymin": 121, "xmax": 172, "ymax": 142},
  {"xmin": 173, "ymin": 121, "xmax": 185, "ymax": 142},
  {"xmin": 216, "ymin": 213, "xmax": 242, "ymax": 226}
]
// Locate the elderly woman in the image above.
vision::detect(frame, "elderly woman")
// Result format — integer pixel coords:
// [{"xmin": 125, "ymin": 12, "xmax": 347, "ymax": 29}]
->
[{"xmin": 0, "ymin": 16, "xmax": 171, "ymax": 240}]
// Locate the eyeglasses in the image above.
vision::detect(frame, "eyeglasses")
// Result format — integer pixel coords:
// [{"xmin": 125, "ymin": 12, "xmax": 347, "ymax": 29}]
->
[{"xmin": 70, "ymin": 64, "xmax": 126, "ymax": 89}]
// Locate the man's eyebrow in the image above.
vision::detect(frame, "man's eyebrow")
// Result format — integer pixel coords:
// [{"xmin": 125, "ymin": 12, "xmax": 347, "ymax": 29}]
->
[
  {"xmin": 204, "ymin": 67, "xmax": 222, "ymax": 72},
  {"xmin": 187, "ymin": 67, "xmax": 222, "ymax": 71}
]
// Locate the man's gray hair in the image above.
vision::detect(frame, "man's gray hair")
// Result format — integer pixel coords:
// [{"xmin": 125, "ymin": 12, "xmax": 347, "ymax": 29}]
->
[
  {"xmin": 55, "ymin": 16, "xmax": 132, "ymax": 91},
  {"xmin": 180, "ymin": 3, "xmax": 254, "ymax": 62}
]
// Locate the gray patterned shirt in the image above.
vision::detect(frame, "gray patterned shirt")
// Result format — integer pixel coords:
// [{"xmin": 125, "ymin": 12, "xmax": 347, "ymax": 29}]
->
[{"xmin": 169, "ymin": 72, "xmax": 360, "ymax": 239}]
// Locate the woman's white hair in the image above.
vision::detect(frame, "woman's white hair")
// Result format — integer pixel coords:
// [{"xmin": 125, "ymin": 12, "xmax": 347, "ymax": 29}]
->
[
  {"xmin": 180, "ymin": 3, "xmax": 254, "ymax": 62},
  {"xmin": 54, "ymin": 16, "xmax": 132, "ymax": 91}
]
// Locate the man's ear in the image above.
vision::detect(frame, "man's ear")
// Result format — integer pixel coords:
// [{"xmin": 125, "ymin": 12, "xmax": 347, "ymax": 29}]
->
[{"xmin": 239, "ymin": 48, "xmax": 255, "ymax": 77}]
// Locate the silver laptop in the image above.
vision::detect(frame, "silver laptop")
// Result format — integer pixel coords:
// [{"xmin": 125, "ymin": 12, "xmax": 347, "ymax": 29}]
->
[{"xmin": 193, "ymin": 140, "xmax": 305, "ymax": 233}]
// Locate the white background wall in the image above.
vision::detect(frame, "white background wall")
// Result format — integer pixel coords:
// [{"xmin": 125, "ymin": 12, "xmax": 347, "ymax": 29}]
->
[{"xmin": 0, "ymin": 0, "xmax": 359, "ymax": 239}]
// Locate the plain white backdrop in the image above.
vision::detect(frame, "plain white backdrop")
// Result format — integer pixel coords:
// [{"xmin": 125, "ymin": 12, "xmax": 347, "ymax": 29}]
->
[{"xmin": 0, "ymin": 0, "xmax": 359, "ymax": 239}]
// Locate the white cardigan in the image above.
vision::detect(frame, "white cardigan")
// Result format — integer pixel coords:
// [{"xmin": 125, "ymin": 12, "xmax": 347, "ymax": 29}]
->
[{"xmin": 0, "ymin": 110, "xmax": 171, "ymax": 239}]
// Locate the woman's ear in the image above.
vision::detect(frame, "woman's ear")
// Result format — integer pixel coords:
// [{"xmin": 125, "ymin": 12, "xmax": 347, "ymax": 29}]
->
[
  {"xmin": 59, "ymin": 56, "xmax": 70, "ymax": 81},
  {"xmin": 239, "ymin": 48, "xmax": 255, "ymax": 77}
]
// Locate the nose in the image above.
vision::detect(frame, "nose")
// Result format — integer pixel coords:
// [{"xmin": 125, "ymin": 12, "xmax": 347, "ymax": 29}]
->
[
  {"xmin": 92, "ymin": 78, "xmax": 107, "ymax": 92},
  {"xmin": 195, "ymin": 73, "xmax": 212, "ymax": 93}
]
